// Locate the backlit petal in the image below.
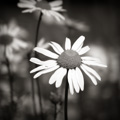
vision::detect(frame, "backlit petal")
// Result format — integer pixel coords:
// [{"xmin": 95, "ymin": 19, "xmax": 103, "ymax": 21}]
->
[
  {"xmin": 82, "ymin": 64, "xmax": 101, "ymax": 81},
  {"xmin": 34, "ymin": 65, "xmax": 59, "ymax": 79},
  {"xmin": 72, "ymin": 35, "xmax": 85, "ymax": 51},
  {"xmin": 78, "ymin": 46, "xmax": 90, "ymax": 55},
  {"xmin": 55, "ymin": 68, "xmax": 67, "ymax": 88},
  {"xmin": 71, "ymin": 69, "xmax": 80, "ymax": 93},
  {"xmin": 65, "ymin": 37, "xmax": 71, "ymax": 50},
  {"xmin": 81, "ymin": 65, "xmax": 97, "ymax": 85},
  {"xmin": 34, "ymin": 47, "xmax": 59, "ymax": 59},
  {"xmin": 51, "ymin": 41, "xmax": 64, "ymax": 54},
  {"xmin": 68, "ymin": 69, "xmax": 74, "ymax": 94},
  {"xmin": 30, "ymin": 58, "xmax": 43, "ymax": 65},
  {"xmin": 75, "ymin": 67, "xmax": 84, "ymax": 91},
  {"xmin": 82, "ymin": 61, "xmax": 107, "ymax": 67}
]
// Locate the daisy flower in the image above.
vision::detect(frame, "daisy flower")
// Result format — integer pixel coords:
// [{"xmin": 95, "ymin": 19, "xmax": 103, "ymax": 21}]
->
[
  {"xmin": 0, "ymin": 20, "xmax": 28, "ymax": 59},
  {"xmin": 30, "ymin": 36, "xmax": 107, "ymax": 94},
  {"xmin": 17, "ymin": 0, "xmax": 65, "ymax": 21}
]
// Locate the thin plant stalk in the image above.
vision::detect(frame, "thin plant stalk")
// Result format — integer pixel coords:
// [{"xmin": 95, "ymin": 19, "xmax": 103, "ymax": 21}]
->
[
  {"xmin": 34, "ymin": 11, "xmax": 44, "ymax": 120},
  {"xmin": 54, "ymin": 104, "xmax": 57, "ymax": 120},
  {"xmin": 64, "ymin": 72, "xmax": 69, "ymax": 120},
  {"xmin": 4, "ymin": 46, "xmax": 14, "ymax": 104},
  {"xmin": 27, "ymin": 52, "xmax": 37, "ymax": 116}
]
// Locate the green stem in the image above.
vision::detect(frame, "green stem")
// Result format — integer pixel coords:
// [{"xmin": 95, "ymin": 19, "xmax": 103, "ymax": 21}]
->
[
  {"xmin": 64, "ymin": 73, "xmax": 69, "ymax": 120},
  {"xmin": 34, "ymin": 11, "xmax": 44, "ymax": 120},
  {"xmin": 54, "ymin": 104, "xmax": 57, "ymax": 120},
  {"xmin": 4, "ymin": 46, "xmax": 14, "ymax": 104}
]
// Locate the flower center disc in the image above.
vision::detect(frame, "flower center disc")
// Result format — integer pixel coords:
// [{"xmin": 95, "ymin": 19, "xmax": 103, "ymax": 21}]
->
[
  {"xmin": 57, "ymin": 50, "xmax": 81, "ymax": 69},
  {"xmin": 36, "ymin": 1, "xmax": 51, "ymax": 10},
  {"xmin": 0, "ymin": 34, "xmax": 13, "ymax": 45}
]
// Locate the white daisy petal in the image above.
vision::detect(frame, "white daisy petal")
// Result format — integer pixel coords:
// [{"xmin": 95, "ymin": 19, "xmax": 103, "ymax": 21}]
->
[
  {"xmin": 30, "ymin": 58, "xmax": 43, "ymax": 65},
  {"xmin": 49, "ymin": 0, "xmax": 62, "ymax": 7},
  {"xmin": 34, "ymin": 65, "xmax": 59, "ymax": 79},
  {"xmin": 49, "ymin": 43, "xmax": 61, "ymax": 55},
  {"xmin": 49, "ymin": 67, "xmax": 63, "ymax": 84},
  {"xmin": 43, "ymin": 60, "xmax": 57, "ymax": 66},
  {"xmin": 50, "ymin": 11, "xmax": 65, "ymax": 20},
  {"xmin": 82, "ymin": 61, "xmax": 107, "ymax": 67},
  {"xmin": 30, "ymin": 65, "xmax": 47, "ymax": 73},
  {"xmin": 72, "ymin": 35, "xmax": 85, "ymax": 51},
  {"xmin": 82, "ymin": 64, "xmax": 101, "ymax": 81},
  {"xmin": 51, "ymin": 6, "xmax": 62, "ymax": 11},
  {"xmin": 55, "ymin": 68, "xmax": 67, "ymax": 88},
  {"xmin": 75, "ymin": 67, "xmax": 84, "ymax": 91},
  {"xmin": 68, "ymin": 69, "xmax": 74, "ymax": 94},
  {"xmin": 71, "ymin": 69, "xmax": 80, "ymax": 93},
  {"xmin": 17, "ymin": 3, "xmax": 34, "ymax": 8},
  {"xmin": 34, "ymin": 47, "xmax": 59, "ymax": 59},
  {"xmin": 22, "ymin": 8, "xmax": 36, "ymax": 13},
  {"xmin": 78, "ymin": 46, "xmax": 90, "ymax": 55},
  {"xmin": 81, "ymin": 65, "xmax": 97, "ymax": 85},
  {"xmin": 81, "ymin": 56, "xmax": 100, "ymax": 62},
  {"xmin": 65, "ymin": 37, "xmax": 71, "ymax": 50},
  {"xmin": 51, "ymin": 41, "xmax": 64, "ymax": 54}
]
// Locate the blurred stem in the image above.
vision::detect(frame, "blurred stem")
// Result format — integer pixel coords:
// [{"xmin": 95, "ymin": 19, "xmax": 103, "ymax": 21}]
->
[
  {"xmin": 64, "ymin": 71, "xmax": 69, "ymax": 120},
  {"xmin": 4, "ymin": 46, "xmax": 14, "ymax": 104},
  {"xmin": 34, "ymin": 11, "xmax": 44, "ymax": 120},
  {"xmin": 54, "ymin": 104, "xmax": 57, "ymax": 120},
  {"xmin": 27, "ymin": 53, "xmax": 37, "ymax": 116}
]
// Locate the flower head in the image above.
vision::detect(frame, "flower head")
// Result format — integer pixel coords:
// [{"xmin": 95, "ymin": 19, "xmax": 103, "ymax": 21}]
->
[
  {"xmin": 30, "ymin": 36, "xmax": 107, "ymax": 94},
  {"xmin": 0, "ymin": 20, "xmax": 28, "ymax": 59},
  {"xmin": 17, "ymin": 0, "xmax": 65, "ymax": 21}
]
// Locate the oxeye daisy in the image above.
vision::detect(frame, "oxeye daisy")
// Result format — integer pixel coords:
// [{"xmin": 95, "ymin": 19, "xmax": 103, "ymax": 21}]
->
[
  {"xmin": 30, "ymin": 36, "xmax": 107, "ymax": 95},
  {"xmin": 17, "ymin": 0, "xmax": 65, "ymax": 21},
  {"xmin": 0, "ymin": 20, "xmax": 28, "ymax": 58}
]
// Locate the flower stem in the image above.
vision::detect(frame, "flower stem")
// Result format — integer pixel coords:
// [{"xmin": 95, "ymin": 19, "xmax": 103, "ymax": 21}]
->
[
  {"xmin": 54, "ymin": 104, "xmax": 57, "ymax": 120},
  {"xmin": 27, "ymin": 52, "xmax": 37, "ymax": 116},
  {"xmin": 4, "ymin": 46, "xmax": 14, "ymax": 104},
  {"xmin": 34, "ymin": 11, "xmax": 44, "ymax": 120},
  {"xmin": 64, "ymin": 73, "xmax": 69, "ymax": 120}
]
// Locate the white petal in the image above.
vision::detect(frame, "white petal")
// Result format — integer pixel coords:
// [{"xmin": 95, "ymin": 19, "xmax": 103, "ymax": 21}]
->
[
  {"xmin": 82, "ymin": 61, "xmax": 107, "ymax": 67},
  {"xmin": 81, "ymin": 65, "xmax": 97, "ymax": 85},
  {"xmin": 50, "ymin": 11, "xmax": 65, "ymax": 20},
  {"xmin": 82, "ymin": 64, "xmax": 101, "ymax": 81},
  {"xmin": 71, "ymin": 69, "xmax": 80, "ymax": 93},
  {"xmin": 49, "ymin": 67, "xmax": 63, "ymax": 84},
  {"xmin": 22, "ymin": 8, "xmax": 36, "ymax": 13},
  {"xmin": 34, "ymin": 47, "xmax": 59, "ymax": 59},
  {"xmin": 72, "ymin": 35, "xmax": 85, "ymax": 51},
  {"xmin": 49, "ymin": 0, "xmax": 62, "ymax": 7},
  {"xmin": 75, "ymin": 67, "xmax": 84, "ymax": 91},
  {"xmin": 49, "ymin": 43, "xmax": 61, "ymax": 55},
  {"xmin": 78, "ymin": 46, "xmax": 90, "ymax": 55},
  {"xmin": 34, "ymin": 65, "xmax": 59, "ymax": 79},
  {"xmin": 51, "ymin": 6, "xmax": 62, "ymax": 11},
  {"xmin": 30, "ymin": 58, "xmax": 43, "ymax": 65},
  {"xmin": 65, "ymin": 37, "xmax": 71, "ymax": 50},
  {"xmin": 30, "ymin": 65, "xmax": 47, "ymax": 73},
  {"xmin": 68, "ymin": 69, "xmax": 74, "ymax": 94},
  {"xmin": 51, "ymin": 41, "xmax": 64, "ymax": 54},
  {"xmin": 43, "ymin": 60, "xmax": 57, "ymax": 66},
  {"xmin": 17, "ymin": 3, "xmax": 34, "ymax": 8},
  {"xmin": 81, "ymin": 56, "xmax": 100, "ymax": 62},
  {"xmin": 55, "ymin": 68, "xmax": 67, "ymax": 88}
]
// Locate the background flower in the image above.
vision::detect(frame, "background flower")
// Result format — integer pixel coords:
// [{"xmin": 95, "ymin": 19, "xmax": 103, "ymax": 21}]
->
[
  {"xmin": 17, "ymin": 0, "xmax": 65, "ymax": 21},
  {"xmin": 0, "ymin": 20, "xmax": 28, "ymax": 61}
]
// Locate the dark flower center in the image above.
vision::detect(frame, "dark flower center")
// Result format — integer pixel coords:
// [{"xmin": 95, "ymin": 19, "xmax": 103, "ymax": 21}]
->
[
  {"xmin": 57, "ymin": 50, "xmax": 81, "ymax": 69},
  {"xmin": 36, "ymin": 1, "xmax": 51, "ymax": 10},
  {"xmin": 0, "ymin": 34, "xmax": 13, "ymax": 45}
]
